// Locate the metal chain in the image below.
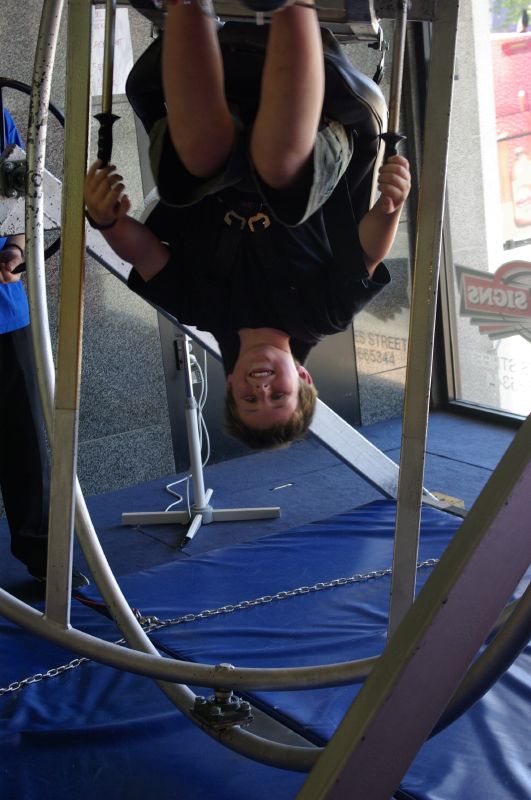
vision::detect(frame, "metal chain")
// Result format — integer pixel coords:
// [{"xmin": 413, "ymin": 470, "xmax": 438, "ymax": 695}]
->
[
  {"xmin": 1, "ymin": 658, "xmax": 90, "ymax": 696},
  {"xmin": 0, "ymin": 558, "xmax": 439, "ymax": 696}
]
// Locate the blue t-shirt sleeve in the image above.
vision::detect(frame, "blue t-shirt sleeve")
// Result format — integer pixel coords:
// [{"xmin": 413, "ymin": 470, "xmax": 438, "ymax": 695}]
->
[
  {"xmin": 1, "ymin": 110, "xmax": 23, "ymax": 251},
  {"xmin": 0, "ymin": 109, "xmax": 29, "ymax": 334},
  {"xmin": 2, "ymin": 108, "xmax": 23, "ymax": 149}
]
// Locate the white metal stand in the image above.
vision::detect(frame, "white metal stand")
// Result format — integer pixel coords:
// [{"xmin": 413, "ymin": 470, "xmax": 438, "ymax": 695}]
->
[{"xmin": 121, "ymin": 334, "xmax": 280, "ymax": 546}]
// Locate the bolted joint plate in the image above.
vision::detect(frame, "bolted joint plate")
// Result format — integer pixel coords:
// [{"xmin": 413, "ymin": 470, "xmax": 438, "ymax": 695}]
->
[
  {"xmin": 192, "ymin": 691, "xmax": 254, "ymax": 730},
  {"xmin": 0, "ymin": 144, "xmax": 63, "ymax": 236}
]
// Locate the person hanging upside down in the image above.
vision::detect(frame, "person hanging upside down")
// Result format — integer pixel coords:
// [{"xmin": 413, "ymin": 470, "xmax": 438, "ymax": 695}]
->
[{"xmin": 84, "ymin": 0, "xmax": 411, "ymax": 450}]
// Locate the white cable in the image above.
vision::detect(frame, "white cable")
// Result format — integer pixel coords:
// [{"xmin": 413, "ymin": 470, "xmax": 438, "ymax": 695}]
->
[
  {"xmin": 164, "ymin": 474, "xmax": 191, "ymax": 511},
  {"xmin": 164, "ymin": 344, "xmax": 211, "ymax": 509},
  {"xmin": 185, "ymin": 470, "xmax": 191, "ymax": 518},
  {"xmin": 199, "ymin": 349, "xmax": 211, "ymax": 466}
]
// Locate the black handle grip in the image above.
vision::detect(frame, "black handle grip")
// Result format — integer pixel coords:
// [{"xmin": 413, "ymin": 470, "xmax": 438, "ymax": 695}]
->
[
  {"xmin": 94, "ymin": 112, "xmax": 120, "ymax": 166},
  {"xmin": 381, "ymin": 131, "xmax": 407, "ymax": 159}
]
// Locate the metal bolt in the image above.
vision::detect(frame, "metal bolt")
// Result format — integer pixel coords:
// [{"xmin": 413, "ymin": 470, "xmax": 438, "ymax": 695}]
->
[{"xmin": 214, "ymin": 688, "xmax": 233, "ymax": 705}]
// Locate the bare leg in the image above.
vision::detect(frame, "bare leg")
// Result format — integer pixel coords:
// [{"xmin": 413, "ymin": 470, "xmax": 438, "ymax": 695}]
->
[
  {"xmin": 162, "ymin": 1, "xmax": 235, "ymax": 177},
  {"xmin": 250, "ymin": 3, "xmax": 325, "ymax": 189}
]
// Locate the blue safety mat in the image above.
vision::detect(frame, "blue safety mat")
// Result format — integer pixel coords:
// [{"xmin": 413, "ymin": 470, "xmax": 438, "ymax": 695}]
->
[
  {"xmin": 0, "ymin": 597, "xmax": 306, "ymax": 800},
  {"xmin": 103, "ymin": 500, "xmax": 463, "ymax": 746},
  {"xmin": 1, "ymin": 499, "xmax": 529, "ymax": 800}
]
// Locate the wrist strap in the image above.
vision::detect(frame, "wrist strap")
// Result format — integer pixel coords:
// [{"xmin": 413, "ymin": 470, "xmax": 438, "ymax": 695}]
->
[
  {"xmin": 84, "ymin": 210, "xmax": 117, "ymax": 230},
  {"xmin": 3, "ymin": 242, "xmax": 25, "ymax": 259}
]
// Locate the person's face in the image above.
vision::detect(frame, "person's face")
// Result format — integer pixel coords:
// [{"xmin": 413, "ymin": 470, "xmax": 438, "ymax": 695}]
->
[{"xmin": 227, "ymin": 345, "xmax": 312, "ymax": 429}]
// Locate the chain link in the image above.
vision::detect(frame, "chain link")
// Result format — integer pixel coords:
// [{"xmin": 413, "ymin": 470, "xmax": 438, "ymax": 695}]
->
[{"xmin": 0, "ymin": 558, "xmax": 439, "ymax": 696}]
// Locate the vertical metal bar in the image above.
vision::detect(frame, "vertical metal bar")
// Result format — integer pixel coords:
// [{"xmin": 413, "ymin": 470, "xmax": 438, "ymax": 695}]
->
[
  {"xmin": 95, "ymin": 0, "xmax": 119, "ymax": 165},
  {"xmin": 44, "ymin": 0, "xmax": 92, "ymax": 626},
  {"xmin": 26, "ymin": 0, "xmax": 65, "ymax": 437},
  {"xmin": 382, "ymin": 0, "xmax": 409, "ymax": 157},
  {"xmin": 101, "ymin": 0, "xmax": 117, "ymax": 115},
  {"xmin": 296, "ymin": 409, "xmax": 531, "ymax": 800},
  {"xmin": 438, "ymin": 193, "xmax": 463, "ymax": 401},
  {"xmin": 388, "ymin": 1, "xmax": 407, "ymax": 130},
  {"xmin": 387, "ymin": 0, "xmax": 460, "ymax": 637}
]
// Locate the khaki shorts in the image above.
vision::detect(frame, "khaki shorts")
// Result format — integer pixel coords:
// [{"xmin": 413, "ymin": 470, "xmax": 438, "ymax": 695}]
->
[{"xmin": 150, "ymin": 116, "xmax": 353, "ymax": 226}]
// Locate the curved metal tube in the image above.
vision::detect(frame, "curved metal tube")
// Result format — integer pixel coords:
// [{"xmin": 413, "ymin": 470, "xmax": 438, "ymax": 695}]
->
[
  {"xmin": 0, "ymin": 585, "xmax": 375, "ymax": 690},
  {"xmin": 25, "ymin": 0, "xmax": 63, "ymax": 423},
  {"xmin": 431, "ymin": 580, "xmax": 531, "ymax": 737},
  {"xmin": 0, "ymin": 592, "xmax": 320, "ymax": 773}
]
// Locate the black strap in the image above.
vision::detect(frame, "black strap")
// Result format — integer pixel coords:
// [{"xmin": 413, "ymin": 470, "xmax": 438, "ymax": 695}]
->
[
  {"xmin": 84, "ymin": 209, "xmax": 117, "ymax": 230},
  {"xmin": 323, "ymin": 176, "xmax": 369, "ymax": 285}
]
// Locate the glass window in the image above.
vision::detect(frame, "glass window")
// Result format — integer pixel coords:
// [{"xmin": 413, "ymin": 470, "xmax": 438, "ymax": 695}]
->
[{"xmin": 441, "ymin": 0, "xmax": 531, "ymax": 418}]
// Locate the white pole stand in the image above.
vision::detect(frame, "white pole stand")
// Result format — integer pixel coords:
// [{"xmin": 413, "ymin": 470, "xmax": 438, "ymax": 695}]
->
[{"xmin": 122, "ymin": 334, "xmax": 280, "ymax": 547}]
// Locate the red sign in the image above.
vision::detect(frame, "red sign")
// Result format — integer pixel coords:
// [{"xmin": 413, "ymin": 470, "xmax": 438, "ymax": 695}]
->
[
  {"xmin": 492, "ymin": 32, "xmax": 531, "ymax": 242},
  {"xmin": 457, "ymin": 261, "xmax": 531, "ymax": 341}
]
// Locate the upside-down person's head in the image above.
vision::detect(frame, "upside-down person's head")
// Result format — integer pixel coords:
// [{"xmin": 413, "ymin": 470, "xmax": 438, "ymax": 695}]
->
[{"xmin": 224, "ymin": 341, "xmax": 318, "ymax": 450}]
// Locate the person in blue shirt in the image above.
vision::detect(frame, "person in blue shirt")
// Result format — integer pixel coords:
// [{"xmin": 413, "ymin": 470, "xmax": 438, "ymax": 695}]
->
[{"xmin": 0, "ymin": 108, "xmax": 88, "ymax": 587}]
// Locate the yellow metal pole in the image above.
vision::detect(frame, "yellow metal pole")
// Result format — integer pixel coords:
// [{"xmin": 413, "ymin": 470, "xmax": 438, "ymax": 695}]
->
[{"xmin": 45, "ymin": 0, "xmax": 92, "ymax": 626}]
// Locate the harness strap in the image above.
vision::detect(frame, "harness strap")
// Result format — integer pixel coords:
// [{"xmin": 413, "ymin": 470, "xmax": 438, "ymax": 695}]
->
[{"xmin": 323, "ymin": 176, "xmax": 369, "ymax": 285}]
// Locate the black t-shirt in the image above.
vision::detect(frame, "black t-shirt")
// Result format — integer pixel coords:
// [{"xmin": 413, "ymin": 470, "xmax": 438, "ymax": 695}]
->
[{"xmin": 128, "ymin": 187, "xmax": 389, "ymax": 373}]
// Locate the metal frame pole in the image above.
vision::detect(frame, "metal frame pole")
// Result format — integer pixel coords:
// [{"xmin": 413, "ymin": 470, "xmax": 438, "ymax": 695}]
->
[
  {"xmin": 101, "ymin": 0, "xmax": 117, "ymax": 116},
  {"xmin": 25, "ymin": 0, "xmax": 64, "ymax": 436},
  {"xmin": 388, "ymin": 0, "xmax": 460, "ymax": 636},
  {"xmin": 94, "ymin": 0, "xmax": 120, "ymax": 165},
  {"xmin": 388, "ymin": 1, "xmax": 407, "ymax": 131},
  {"xmin": 43, "ymin": 0, "xmax": 92, "ymax": 625}
]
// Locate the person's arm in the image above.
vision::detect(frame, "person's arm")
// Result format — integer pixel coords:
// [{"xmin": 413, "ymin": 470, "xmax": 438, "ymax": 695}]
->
[
  {"xmin": 358, "ymin": 155, "xmax": 411, "ymax": 278},
  {"xmin": 84, "ymin": 160, "xmax": 170, "ymax": 282},
  {"xmin": 0, "ymin": 233, "xmax": 25, "ymax": 284},
  {"xmin": 0, "ymin": 111, "xmax": 26, "ymax": 282}
]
